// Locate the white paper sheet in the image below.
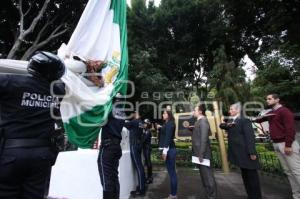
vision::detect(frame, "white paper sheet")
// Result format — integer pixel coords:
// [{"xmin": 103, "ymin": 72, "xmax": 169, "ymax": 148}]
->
[{"xmin": 192, "ymin": 156, "xmax": 211, "ymax": 167}]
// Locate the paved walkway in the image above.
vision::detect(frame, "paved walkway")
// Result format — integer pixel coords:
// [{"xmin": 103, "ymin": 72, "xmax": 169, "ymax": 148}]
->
[{"xmin": 131, "ymin": 167, "xmax": 292, "ymax": 199}]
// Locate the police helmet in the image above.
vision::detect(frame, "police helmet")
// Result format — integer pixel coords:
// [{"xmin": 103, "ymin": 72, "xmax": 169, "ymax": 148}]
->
[{"xmin": 27, "ymin": 51, "xmax": 65, "ymax": 81}]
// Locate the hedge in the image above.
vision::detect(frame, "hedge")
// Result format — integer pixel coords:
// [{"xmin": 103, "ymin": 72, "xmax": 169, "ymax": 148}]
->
[{"xmin": 150, "ymin": 141, "xmax": 284, "ymax": 176}]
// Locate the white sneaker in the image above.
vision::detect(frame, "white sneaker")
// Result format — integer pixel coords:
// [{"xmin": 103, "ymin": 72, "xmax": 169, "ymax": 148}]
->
[{"xmin": 164, "ymin": 195, "xmax": 177, "ymax": 199}]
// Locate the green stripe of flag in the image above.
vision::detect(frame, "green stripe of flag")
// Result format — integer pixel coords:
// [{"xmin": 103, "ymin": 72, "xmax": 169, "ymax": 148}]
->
[{"xmin": 64, "ymin": 0, "xmax": 128, "ymax": 148}]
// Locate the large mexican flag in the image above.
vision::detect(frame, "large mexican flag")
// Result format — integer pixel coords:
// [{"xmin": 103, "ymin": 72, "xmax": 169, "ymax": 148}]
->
[{"xmin": 59, "ymin": 0, "xmax": 128, "ymax": 148}]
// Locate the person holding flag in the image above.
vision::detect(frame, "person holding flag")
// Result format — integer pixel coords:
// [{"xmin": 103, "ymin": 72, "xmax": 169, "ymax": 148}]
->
[
  {"xmin": 125, "ymin": 111, "xmax": 146, "ymax": 197},
  {"xmin": 0, "ymin": 51, "xmax": 65, "ymax": 199},
  {"xmin": 97, "ymin": 93, "xmax": 126, "ymax": 199}
]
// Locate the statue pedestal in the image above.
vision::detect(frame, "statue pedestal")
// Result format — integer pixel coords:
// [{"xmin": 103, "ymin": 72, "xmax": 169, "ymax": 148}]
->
[{"xmin": 48, "ymin": 149, "xmax": 136, "ymax": 199}]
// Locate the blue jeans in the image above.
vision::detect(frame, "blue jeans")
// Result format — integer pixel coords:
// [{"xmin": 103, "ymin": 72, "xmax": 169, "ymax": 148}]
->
[{"xmin": 166, "ymin": 148, "xmax": 177, "ymax": 196}]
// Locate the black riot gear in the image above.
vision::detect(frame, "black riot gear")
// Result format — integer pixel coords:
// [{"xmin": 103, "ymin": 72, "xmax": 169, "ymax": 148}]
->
[{"xmin": 27, "ymin": 51, "xmax": 65, "ymax": 81}]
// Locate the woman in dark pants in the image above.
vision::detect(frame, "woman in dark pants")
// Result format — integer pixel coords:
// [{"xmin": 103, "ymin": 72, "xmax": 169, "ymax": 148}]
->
[{"xmin": 161, "ymin": 110, "xmax": 178, "ymax": 199}]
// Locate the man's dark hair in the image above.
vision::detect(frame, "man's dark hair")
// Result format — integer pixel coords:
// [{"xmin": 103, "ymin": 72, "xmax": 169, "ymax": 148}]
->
[
  {"xmin": 198, "ymin": 104, "xmax": 206, "ymax": 116},
  {"xmin": 268, "ymin": 93, "xmax": 280, "ymax": 99}
]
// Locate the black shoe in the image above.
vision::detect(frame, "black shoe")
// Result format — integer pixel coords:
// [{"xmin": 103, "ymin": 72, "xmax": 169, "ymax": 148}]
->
[
  {"xmin": 131, "ymin": 190, "xmax": 146, "ymax": 197},
  {"xmin": 103, "ymin": 191, "xmax": 118, "ymax": 199},
  {"xmin": 131, "ymin": 186, "xmax": 140, "ymax": 194},
  {"xmin": 146, "ymin": 177, "xmax": 153, "ymax": 184}
]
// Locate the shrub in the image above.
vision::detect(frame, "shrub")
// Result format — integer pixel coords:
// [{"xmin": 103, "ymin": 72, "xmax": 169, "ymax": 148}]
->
[{"xmin": 150, "ymin": 141, "xmax": 284, "ymax": 176}]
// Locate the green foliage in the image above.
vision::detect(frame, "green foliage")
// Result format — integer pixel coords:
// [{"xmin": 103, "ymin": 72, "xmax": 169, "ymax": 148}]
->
[
  {"xmin": 127, "ymin": 0, "xmax": 170, "ymax": 117},
  {"xmin": 128, "ymin": 0, "xmax": 241, "ymax": 101},
  {"xmin": 208, "ymin": 46, "xmax": 251, "ymax": 111},
  {"xmin": 221, "ymin": 0, "xmax": 300, "ymax": 65},
  {"xmin": 151, "ymin": 143, "xmax": 284, "ymax": 175},
  {"xmin": 221, "ymin": 0, "xmax": 300, "ymax": 110},
  {"xmin": 252, "ymin": 55, "xmax": 300, "ymax": 110}
]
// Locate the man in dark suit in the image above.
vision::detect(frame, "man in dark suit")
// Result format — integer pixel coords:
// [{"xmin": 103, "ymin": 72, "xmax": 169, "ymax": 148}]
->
[
  {"xmin": 192, "ymin": 104, "xmax": 217, "ymax": 199},
  {"xmin": 220, "ymin": 103, "xmax": 262, "ymax": 199}
]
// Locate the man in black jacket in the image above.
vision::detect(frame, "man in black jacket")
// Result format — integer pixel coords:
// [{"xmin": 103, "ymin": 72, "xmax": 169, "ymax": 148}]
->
[
  {"xmin": 0, "ymin": 51, "xmax": 65, "ymax": 199},
  {"xmin": 220, "ymin": 103, "xmax": 262, "ymax": 199}
]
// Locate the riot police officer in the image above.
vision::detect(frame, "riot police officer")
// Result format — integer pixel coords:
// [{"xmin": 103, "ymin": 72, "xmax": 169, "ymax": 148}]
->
[
  {"xmin": 97, "ymin": 93, "xmax": 125, "ymax": 199},
  {"xmin": 142, "ymin": 119, "xmax": 153, "ymax": 184},
  {"xmin": 0, "ymin": 51, "xmax": 65, "ymax": 199},
  {"xmin": 125, "ymin": 111, "xmax": 146, "ymax": 197}
]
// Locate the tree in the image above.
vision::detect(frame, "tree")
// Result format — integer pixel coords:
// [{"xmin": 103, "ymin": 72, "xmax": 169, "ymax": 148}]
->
[
  {"xmin": 0, "ymin": 0, "xmax": 86, "ymax": 60},
  {"xmin": 221, "ymin": 0, "xmax": 300, "ymax": 110},
  {"xmin": 251, "ymin": 54, "xmax": 300, "ymax": 111},
  {"xmin": 208, "ymin": 45, "xmax": 251, "ymax": 111},
  {"xmin": 127, "ymin": 0, "xmax": 168, "ymax": 117},
  {"xmin": 126, "ymin": 0, "xmax": 257, "ymax": 115},
  {"xmin": 152, "ymin": 0, "xmax": 251, "ymax": 100},
  {"xmin": 222, "ymin": 0, "xmax": 300, "ymax": 68}
]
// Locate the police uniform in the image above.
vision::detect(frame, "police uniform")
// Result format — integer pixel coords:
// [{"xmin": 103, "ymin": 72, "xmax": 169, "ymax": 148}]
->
[
  {"xmin": 97, "ymin": 105, "xmax": 125, "ymax": 199},
  {"xmin": 142, "ymin": 124, "xmax": 153, "ymax": 183},
  {"xmin": 125, "ymin": 118, "xmax": 146, "ymax": 196},
  {"xmin": 0, "ymin": 51, "xmax": 65, "ymax": 199}
]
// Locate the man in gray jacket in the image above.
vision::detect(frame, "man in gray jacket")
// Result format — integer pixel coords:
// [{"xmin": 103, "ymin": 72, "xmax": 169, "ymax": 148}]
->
[{"xmin": 192, "ymin": 104, "xmax": 217, "ymax": 199}]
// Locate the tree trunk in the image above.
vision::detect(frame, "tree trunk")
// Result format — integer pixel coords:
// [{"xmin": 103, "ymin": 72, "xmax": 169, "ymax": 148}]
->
[
  {"xmin": 7, "ymin": 37, "xmax": 23, "ymax": 59},
  {"xmin": 7, "ymin": 0, "xmax": 51, "ymax": 60},
  {"xmin": 21, "ymin": 46, "xmax": 39, "ymax": 60}
]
